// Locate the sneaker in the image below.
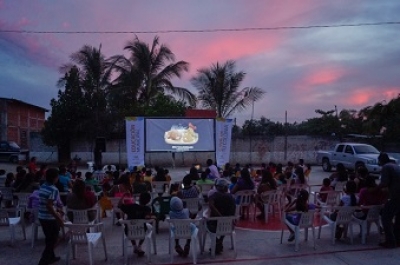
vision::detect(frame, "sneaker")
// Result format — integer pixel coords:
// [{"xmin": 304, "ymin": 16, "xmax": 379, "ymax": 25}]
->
[{"xmin": 288, "ymin": 233, "xmax": 295, "ymax": 242}]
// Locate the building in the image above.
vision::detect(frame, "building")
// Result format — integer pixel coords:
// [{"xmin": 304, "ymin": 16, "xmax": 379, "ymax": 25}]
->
[{"xmin": 0, "ymin": 98, "xmax": 48, "ymax": 149}]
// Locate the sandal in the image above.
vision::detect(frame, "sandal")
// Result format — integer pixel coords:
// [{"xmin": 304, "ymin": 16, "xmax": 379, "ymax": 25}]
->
[
  {"xmin": 175, "ymin": 245, "xmax": 184, "ymax": 256},
  {"xmin": 136, "ymin": 245, "xmax": 145, "ymax": 257},
  {"xmin": 183, "ymin": 244, "xmax": 190, "ymax": 257}
]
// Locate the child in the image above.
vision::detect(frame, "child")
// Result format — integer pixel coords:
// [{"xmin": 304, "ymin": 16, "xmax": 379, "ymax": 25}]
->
[
  {"xmin": 229, "ymin": 176, "xmax": 237, "ymax": 192},
  {"xmin": 119, "ymin": 192, "xmax": 153, "ymax": 257},
  {"xmin": 285, "ymin": 189, "xmax": 316, "ymax": 242},
  {"xmin": 169, "ymin": 197, "xmax": 193, "ymax": 257},
  {"xmin": 318, "ymin": 178, "xmax": 334, "ymax": 203},
  {"xmin": 331, "ymin": 181, "xmax": 359, "ymax": 239}
]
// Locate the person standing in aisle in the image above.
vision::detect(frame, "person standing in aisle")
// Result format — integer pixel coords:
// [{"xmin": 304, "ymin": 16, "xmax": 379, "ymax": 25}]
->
[{"xmin": 37, "ymin": 168, "xmax": 64, "ymax": 265}]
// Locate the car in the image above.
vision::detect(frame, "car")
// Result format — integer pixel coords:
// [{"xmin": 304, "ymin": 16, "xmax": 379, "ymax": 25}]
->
[
  {"xmin": 316, "ymin": 142, "xmax": 397, "ymax": 173},
  {"xmin": 0, "ymin": 141, "xmax": 22, "ymax": 163}
]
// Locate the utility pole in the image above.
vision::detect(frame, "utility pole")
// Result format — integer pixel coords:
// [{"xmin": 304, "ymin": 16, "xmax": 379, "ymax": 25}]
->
[{"xmin": 284, "ymin": 111, "xmax": 288, "ymax": 161}]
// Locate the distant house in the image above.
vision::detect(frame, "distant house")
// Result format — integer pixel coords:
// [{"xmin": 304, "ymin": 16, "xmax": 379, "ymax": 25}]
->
[{"xmin": 0, "ymin": 98, "xmax": 48, "ymax": 149}]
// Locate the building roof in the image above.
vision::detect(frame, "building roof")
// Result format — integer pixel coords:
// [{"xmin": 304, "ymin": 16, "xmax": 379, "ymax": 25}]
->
[{"xmin": 0, "ymin": 97, "xmax": 48, "ymax": 112}]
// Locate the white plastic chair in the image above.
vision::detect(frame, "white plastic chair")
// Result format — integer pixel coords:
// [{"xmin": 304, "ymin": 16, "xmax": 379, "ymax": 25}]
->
[
  {"xmin": 318, "ymin": 206, "xmax": 356, "ymax": 245},
  {"xmin": 65, "ymin": 222, "xmax": 107, "ymax": 265},
  {"xmin": 151, "ymin": 181, "xmax": 170, "ymax": 195},
  {"xmin": 119, "ymin": 219, "xmax": 156, "ymax": 264},
  {"xmin": 168, "ymin": 219, "xmax": 199, "ymax": 264},
  {"xmin": 259, "ymin": 190, "xmax": 282, "ymax": 223},
  {"xmin": 30, "ymin": 208, "xmax": 41, "ymax": 248},
  {"xmin": 351, "ymin": 205, "xmax": 382, "ymax": 244},
  {"xmin": 280, "ymin": 210, "xmax": 316, "ymax": 251},
  {"xmin": 0, "ymin": 187, "xmax": 15, "ymax": 209},
  {"xmin": 65, "ymin": 206, "xmax": 100, "ymax": 232},
  {"xmin": 234, "ymin": 190, "xmax": 255, "ymax": 220},
  {"xmin": 182, "ymin": 197, "xmax": 201, "ymax": 218},
  {"xmin": 314, "ymin": 191, "xmax": 341, "ymax": 208},
  {"xmin": 201, "ymin": 216, "xmax": 237, "ymax": 258},
  {"xmin": 334, "ymin": 181, "xmax": 347, "ymax": 193},
  {"xmin": 0, "ymin": 209, "xmax": 26, "ymax": 245},
  {"xmin": 109, "ymin": 197, "xmax": 124, "ymax": 227}
]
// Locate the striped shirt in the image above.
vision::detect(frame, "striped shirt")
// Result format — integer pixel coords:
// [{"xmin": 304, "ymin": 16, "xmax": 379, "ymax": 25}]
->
[{"xmin": 38, "ymin": 182, "xmax": 59, "ymax": 220}]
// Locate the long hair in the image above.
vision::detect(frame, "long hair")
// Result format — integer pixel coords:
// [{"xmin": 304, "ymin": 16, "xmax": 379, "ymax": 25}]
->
[
  {"xmin": 261, "ymin": 170, "xmax": 277, "ymax": 189},
  {"xmin": 240, "ymin": 168, "xmax": 254, "ymax": 189},
  {"xmin": 295, "ymin": 166, "xmax": 305, "ymax": 184},
  {"xmin": 296, "ymin": 190, "xmax": 309, "ymax": 212},
  {"xmin": 345, "ymin": 181, "xmax": 357, "ymax": 206},
  {"xmin": 72, "ymin": 179, "xmax": 86, "ymax": 199}
]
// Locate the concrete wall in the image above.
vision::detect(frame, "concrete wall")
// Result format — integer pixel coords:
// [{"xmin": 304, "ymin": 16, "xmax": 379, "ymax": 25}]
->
[{"xmin": 30, "ymin": 134, "xmax": 339, "ymax": 167}]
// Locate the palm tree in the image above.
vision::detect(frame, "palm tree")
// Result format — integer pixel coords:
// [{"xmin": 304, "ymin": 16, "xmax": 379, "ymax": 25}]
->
[
  {"xmin": 113, "ymin": 35, "xmax": 196, "ymax": 107},
  {"xmin": 59, "ymin": 44, "xmax": 114, "ymax": 139},
  {"xmin": 191, "ymin": 60, "xmax": 265, "ymax": 118}
]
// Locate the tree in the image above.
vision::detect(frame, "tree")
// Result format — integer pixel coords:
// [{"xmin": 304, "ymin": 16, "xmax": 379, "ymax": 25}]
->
[
  {"xmin": 42, "ymin": 67, "xmax": 90, "ymax": 162},
  {"xmin": 115, "ymin": 35, "xmax": 196, "ymax": 107},
  {"xmin": 191, "ymin": 60, "xmax": 265, "ymax": 118},
  {"xmin": 60, "ymin": 44, "xmax": 114, "ymax": 140}
]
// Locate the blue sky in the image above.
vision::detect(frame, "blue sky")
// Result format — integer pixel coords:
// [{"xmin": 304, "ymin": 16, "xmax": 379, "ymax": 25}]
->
[{"xmin": 0, "ymin": 0, "xmax": 399, "ymax": 125}]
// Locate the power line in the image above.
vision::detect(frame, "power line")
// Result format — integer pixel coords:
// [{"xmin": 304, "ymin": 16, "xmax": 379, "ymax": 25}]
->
[{"xmin": 1, "ymin": 21, "xmax": 399, "ymax": 34}]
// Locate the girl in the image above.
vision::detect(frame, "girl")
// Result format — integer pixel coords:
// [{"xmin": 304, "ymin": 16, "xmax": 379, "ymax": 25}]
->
[{"xmin": 285, "ymin": 189, "xmax": 315, "ymax": 242}]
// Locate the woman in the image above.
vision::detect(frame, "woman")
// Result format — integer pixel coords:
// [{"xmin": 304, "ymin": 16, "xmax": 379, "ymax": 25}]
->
[
  {"xmin": 66, "ymin": 179, "xmax": 97, "ymax": 222},
  {"xmin": 329, "ymin": 163, "xmax": 348, "ymax": 188},
  {"xmin": 255, "ymin": 170, "xmax": 277, "ymax": 219},
  {"xmin": 109, "ymin": 173, "xmax": 133, "ymax": 197},
  {"xmin": 231, "ymin": 168, "xmax": 255, "ymax": 194}
]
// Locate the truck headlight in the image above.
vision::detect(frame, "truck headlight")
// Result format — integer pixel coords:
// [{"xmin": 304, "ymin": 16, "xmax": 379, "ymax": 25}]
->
[{"xmin": 366, "ymin": 159, "xmax": 376, "ymax": 165}]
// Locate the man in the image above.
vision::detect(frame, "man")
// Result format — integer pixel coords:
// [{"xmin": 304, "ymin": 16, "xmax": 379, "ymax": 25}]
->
[
  {"xmin": 377, "ymin": 152, "xmax": 400, "ymax": 248},
  {"xmin": 207, "ymin": 178, "xmax": 236, "ymax": 254},
  {"xmin": 38, "ymin": 168, "xmax": 64, "ymax": 265},
  {"xmin": 206, "ymin": 159, "xmax": 220, "ymax": 179}
]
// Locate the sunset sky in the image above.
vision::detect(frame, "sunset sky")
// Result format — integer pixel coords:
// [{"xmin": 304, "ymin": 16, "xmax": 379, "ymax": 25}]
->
[{"xmin": 1, "ymin": 0, "xmax": 399, "ymax": 125}]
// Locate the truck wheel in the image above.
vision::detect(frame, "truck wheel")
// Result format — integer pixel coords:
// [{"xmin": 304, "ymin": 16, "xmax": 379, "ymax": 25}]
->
[
  {"xmin": 322, "ymin": 158, "xmax": 332, "ymax": 172},
  {"xmin": 355, "ymin": 162, "xmax": 365, "ymax": 172}
]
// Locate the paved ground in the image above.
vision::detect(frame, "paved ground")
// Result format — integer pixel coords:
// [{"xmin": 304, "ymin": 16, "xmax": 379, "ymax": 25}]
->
[{"xmin": 1, "ymin": 162, "xmax": 399, "ymax": 265}]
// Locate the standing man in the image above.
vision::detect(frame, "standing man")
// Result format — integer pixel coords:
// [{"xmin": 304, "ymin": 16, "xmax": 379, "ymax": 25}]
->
[
  {"xmin": 206, "ymin": 159, "xmax": 220, "ymax": 179},
  {"xmin": 38, "ymin": 168, "xmax": 64, "ymax": 265},
  {"xmin": 377, "ymin": 152, "xmax": 400, "ymax": 248}
]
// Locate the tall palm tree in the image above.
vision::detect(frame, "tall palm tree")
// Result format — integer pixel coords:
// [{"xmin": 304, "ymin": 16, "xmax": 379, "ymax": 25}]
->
[
  {"xmin": 59, "ymin": 44, "xmax": 114, "ymax": 138},
  {"xmin": 191, "ymin": 60, "xmax": 265, "ymax": 118},
  {"xmin": 113, "ymin": 35, "xmax": 196, "ymax": 107}
]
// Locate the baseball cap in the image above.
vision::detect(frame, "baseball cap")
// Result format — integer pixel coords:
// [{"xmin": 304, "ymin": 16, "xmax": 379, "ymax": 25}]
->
[{"xmin": 215, "ymin": 178, "xmax": 229, "ymax": 188}]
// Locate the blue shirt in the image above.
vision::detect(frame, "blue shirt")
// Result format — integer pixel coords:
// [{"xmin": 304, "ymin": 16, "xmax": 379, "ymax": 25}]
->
[
  {"xmin": 38, "ymin": 182, "xmax": 59, "ymax": 220},
  {"xmin": 58, "ymin": 173, "xmax": 71, "ymax": 191}
]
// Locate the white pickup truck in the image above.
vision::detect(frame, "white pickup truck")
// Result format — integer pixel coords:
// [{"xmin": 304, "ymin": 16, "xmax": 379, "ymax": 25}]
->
[{"xmin": 316, "ymin": 142, "xmax": 396, "ymax": 173}]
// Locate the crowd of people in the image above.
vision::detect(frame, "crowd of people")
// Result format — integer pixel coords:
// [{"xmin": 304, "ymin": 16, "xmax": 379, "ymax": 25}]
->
[{"xmin": 1, "ymin": 152, "xmax": 399, "ymax": 264}]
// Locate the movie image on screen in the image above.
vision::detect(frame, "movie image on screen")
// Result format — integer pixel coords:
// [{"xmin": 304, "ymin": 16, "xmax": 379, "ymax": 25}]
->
[{"xmin": 146, "ymin": 119, "xmax": 215, "ymax": 152}]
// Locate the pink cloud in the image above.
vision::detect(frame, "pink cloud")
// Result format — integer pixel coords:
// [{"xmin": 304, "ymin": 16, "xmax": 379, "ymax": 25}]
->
[
  {"xmin": 304, "ymin": 68, "xmax": 345, "ymax": 86},
  {"xmin": 341, "ymin": 87, "xmax": 400, "ymax": 107}
]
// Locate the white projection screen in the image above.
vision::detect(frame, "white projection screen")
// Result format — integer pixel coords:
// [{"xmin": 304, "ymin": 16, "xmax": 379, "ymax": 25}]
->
[{"xmin": 145, "ymin": 118, "xmax": 215, "ymax": 152}]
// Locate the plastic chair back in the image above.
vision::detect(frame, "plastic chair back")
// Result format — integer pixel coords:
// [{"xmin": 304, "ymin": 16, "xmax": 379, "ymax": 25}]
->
[
  {"xmin": 235, "ymin": 190, "xmax": 254, "ymax": 207},
  {"xmin": 0, "ymin": 210, "xmax": 10, "ymax": 226}
]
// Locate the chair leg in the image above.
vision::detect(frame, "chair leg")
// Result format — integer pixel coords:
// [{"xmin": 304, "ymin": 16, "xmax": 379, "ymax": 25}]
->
[
  {"xmin": 192, "ymin": 235, "xmax": 198, "ymax": 264},
  {"xmin": 294, "ymin": 227, "xmax": 299, "ymax": 252},
  {"xmin": 102, "ymin": 234, "xmax": 108, "ymax": 260},
  {"xmin": 210, "ymin": 234, "xmax": 216, "ymax": 258},
  {"xmin": 146, "ymin": 237, "xmax": 151, "ymax": 263},
  {"xmin": 88, "ymin": 243, "xmax": 93, "ymax": 265},
  {"xmin": 331, "ymin": 225, "xmax": 336, "ymax": 245},
  {"xmin": 232, "ymin": 232, "xmax": 237, "ymax": 259},
  {"xmin": 169, "ymin": 235, "xmax": 174, "ymax": 263},
  {"xmin": 312, "ymin": 227, "xmax": 316, "ymax": 250},
  {"xmin": 280, "ymin": 228, "xmax": 284, "ymax": 244}
]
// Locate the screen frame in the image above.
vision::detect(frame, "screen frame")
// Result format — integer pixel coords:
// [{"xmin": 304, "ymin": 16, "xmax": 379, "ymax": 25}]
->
[{"xmin": 144, "ymin": 117, "xmax": 216, "ymax": 153}]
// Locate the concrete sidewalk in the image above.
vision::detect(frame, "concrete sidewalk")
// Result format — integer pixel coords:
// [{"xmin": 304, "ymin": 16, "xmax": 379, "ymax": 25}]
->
[{"xmin": 0, "ymin": 212, "xmax": 399, "ymax": 265}]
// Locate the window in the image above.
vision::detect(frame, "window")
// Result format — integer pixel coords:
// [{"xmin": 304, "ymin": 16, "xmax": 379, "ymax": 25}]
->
[{"xmin": 345, "ymin": 145, "xmax": 354, "ymax": 154}]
